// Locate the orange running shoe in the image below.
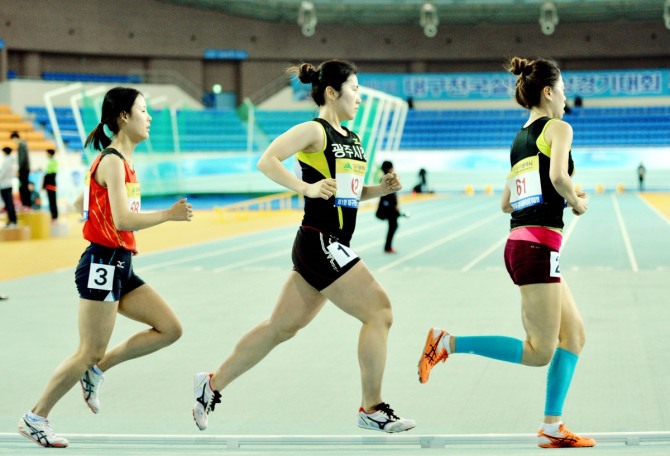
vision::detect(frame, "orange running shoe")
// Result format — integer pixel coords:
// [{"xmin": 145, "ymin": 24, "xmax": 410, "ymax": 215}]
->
[
  {"xmin": 537, "ymin": 424, "xmax": 596, "ymax": 448},
  {"xmin": 418, "ymin": 328, "xmax": 449, "ymax": 384}
]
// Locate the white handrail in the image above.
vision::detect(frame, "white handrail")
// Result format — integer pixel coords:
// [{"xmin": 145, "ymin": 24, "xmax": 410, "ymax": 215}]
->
[
  {"xmin": 69, "ymin": 86, "xmax": 107, "ymax": 151},
  {"xmin": 2, "ymin": 431, "xmax": 669, "ymax": 448},
  {"xmin": 44, "ymin": 83, "xmax": 83, "ymax": 152}
]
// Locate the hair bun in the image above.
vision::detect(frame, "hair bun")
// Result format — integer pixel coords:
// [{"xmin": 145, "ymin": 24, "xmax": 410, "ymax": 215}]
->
[
  {"xmin": 298, "ymin": 63, "xmax": 318, "ymax": 84},
  {"xmin": 509, "ymin": 57, "xmax": 531, "ymax": 77}
]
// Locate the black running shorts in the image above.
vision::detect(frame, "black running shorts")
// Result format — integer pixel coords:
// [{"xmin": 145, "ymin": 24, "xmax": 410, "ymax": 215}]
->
[
  {"xmin": 75, "ymin": 243, "xmax": 145, "ymax": 302},
  {"xmin": 292, "ymin": 226, "xmax": 361, "ymax": 291}
]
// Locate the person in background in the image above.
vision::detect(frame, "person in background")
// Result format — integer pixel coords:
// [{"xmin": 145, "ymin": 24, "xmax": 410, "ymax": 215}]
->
[
  {"xmin": 192, "ymin": 60, "xmax": 415, "ymax": 435},
  {"xmin": 42, "ymin": 149, "xmax": 58, "ymax": 220},
  {"xmin": 376, "ymin": 160, "xmax": 401, "ymax": 253},
  {"xmin": 637, "ymin": 162, "xmax": 646, "ymax": 192},
  {"xmin": 418, "ymin": 56, "xmax": 595, "ymax": 449},
  {"xmin": 18, "ymin": 87, "xmax": 192, "ymax": 448},
  {"xmin": 0, "ymin": 146, "xmax": 18, "ymax": 228},
  {"xmin": 11, "ymin": 132, "xmax": 31, "ymax": 209},
  {"xmin": 27, "ymin": 181, "xmax": 41, "ymax": 210},
  {"xmin": 412, "ymin": 168, "xmax": 429, "ymax": 194}
]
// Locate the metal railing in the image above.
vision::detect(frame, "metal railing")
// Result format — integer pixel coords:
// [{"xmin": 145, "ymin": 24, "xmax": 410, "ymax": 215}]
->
[
  {"xmin": 128, "ymin": 69, "xmax": 203, "ymax": 106},
  {"xmin": 247, "ymin": 73, "xmax": 291, "ymax": 106}
]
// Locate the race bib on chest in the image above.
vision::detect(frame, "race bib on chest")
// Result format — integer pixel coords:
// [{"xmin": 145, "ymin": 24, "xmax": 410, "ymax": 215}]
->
[
  {"xmin": 327, "ymin": 241, "xmax": 359, "ymax": 268},
  {"xmin": 334, "ymin": 158, "xmax": 366, "ymax": 209},
  {"xmin": 507, "ymin": 156, "xmax": 543, "ymax": 211},
  {"xmin": 126, "ymin": 182, "xmax": 141, "ymax": 213}
]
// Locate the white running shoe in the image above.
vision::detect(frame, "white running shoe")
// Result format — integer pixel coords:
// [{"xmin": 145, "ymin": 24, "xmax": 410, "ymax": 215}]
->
[
  {"xmin": 357, "ymin": 402, "xmax": 416, "ymax": 433},
  {"xmin": 18, "ymin": 414, "xmax": 69, "ymax": 448},
  {"xmin": 80, "ymin": 367, "xmax": 104, "ymax": 414},
  {"xmin": 193, "ymin": 372, "xmax": 221, "ymax": 431}
]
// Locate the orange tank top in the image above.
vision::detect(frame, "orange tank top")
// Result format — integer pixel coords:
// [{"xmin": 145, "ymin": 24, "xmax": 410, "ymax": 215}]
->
[{"xmin": 82, "ymin": 149, "xmax": 139, "ymax": 253}]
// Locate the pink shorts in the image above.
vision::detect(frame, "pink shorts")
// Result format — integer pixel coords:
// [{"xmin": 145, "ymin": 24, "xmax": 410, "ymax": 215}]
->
[{"xmin": 504, "ymin": 227, "xmax": 562, "ymax": 286}]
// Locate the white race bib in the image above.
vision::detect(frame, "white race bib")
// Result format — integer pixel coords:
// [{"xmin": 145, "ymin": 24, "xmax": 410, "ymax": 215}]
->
[
  {"xmin": 87, "ymin": 263, "xmax": 115, "ymax": 291},
  {"xmin": 550, "ymin": 251, "xmax": 561, "ymax": 278},
  {"xmin": 126, "ymin": 182, "xmax": 141, "ymax": 213},
  {"xmin": 334, "ymin": 158, "xmax": 366, "ymax": 209},
  {"xmin": 327, "ymin": 242, "xmax": 359, "ymax": 268},
  {"xmin": 507, "ymin": 155, "xmax": 543, "ymax": 211}
]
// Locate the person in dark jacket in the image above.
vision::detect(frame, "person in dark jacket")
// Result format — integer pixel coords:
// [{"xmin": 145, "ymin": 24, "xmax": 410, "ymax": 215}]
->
[
  {"xmin": 376, "ymin": 161, "xmax": 401, "ymax": 253},
  {"xmin": 11, "ymin": 132, "xmax": 31, "ymax": 209},
  {"xmin": 42, "ymin": 149, "xmax": 58, "ymax": 220}
]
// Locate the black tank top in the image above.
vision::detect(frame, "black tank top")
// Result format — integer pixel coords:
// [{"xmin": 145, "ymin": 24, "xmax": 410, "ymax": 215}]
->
[
  {"xmin": 509, "ymin": 117, "xmax": 574, "ymax": 230},
  {"xmin": 296, "ymin": 118, "xmax": 366, "ymax": 245}
]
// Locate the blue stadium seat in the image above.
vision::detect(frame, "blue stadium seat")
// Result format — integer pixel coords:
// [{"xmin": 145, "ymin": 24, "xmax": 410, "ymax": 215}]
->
[
  {"xmin": 40, "ymin": 72, "xmax": 142, "ymax": 84},
  {"xmin": 24, "ymin": 103, "xmax": 667, "ymax": 153},
  {"xmin": 399, "ymin": 106, "xmax": 670, "ymax": 149}
]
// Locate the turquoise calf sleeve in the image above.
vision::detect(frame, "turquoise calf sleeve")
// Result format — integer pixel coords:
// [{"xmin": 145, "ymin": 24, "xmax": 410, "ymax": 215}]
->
[
  {"xmin": 454, "ymin": 335, "xmax": 524, "ymax": 364},
  {"xmin": 544, "ymin": 348, "xmax": 579, "ymax": 417}
]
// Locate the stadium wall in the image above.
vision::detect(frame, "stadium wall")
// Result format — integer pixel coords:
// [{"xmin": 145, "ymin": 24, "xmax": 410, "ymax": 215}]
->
[{"xmin": 1, "ymin": 0, "xmax": 669, "ymax": 100}]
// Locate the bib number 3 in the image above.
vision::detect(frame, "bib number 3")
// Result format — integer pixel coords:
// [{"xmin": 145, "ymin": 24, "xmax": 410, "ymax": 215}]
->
[
  {"xmin": 327, "ymin": 242, "xmax": 359, "ymax": 268},
  {"xmin": 87, "ymin": 263, "xmax": 115, "ymax": 291}
]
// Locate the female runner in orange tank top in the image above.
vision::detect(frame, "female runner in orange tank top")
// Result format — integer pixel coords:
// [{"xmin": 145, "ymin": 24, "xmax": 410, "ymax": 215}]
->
[{"xmin": 18, "ymin": 87, "xmax": 193, "ymax": 448}]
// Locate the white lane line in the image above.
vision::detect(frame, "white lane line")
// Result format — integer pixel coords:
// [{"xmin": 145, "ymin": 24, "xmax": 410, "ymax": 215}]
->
[
  {"xmin": 137, "ymin": 235, "xmax": 293, "ymax": 272},
  {"xmin": 462, "ymin": 208, "xmax": 583, "ymax": 273},
  {"xmin": 354, "ymin": 202, "xmax": 495, "ymax": 253},
  {"xmin": 214, "ymin": 205, "xmax": 497, "ymax": 271},
  {"xmin": 140, "ymin": 222, "xmax": 297, "ymax": 257},
  {"xmin": 377, "ymin": 213, "xmax": 501, "ymax": 272},
  {"xmin": 561, "ymin": 211, "xmax": 581, "ymax": 246},
  {"xmin": 144, "ymin": 198, "xmax": 494, "ymax": 272},
  {"xmin": 376, "ymin": 201, "xmax": 494, "ymax": 239},
  {"xmin": 213, "ymin": 249, "xmax": 288, "ymax": 272},
  {"xmin": 611, "ymin": 193, "xmax": 639, "ymax": 273},
  {"xmin": 354, "ymin": 197, "xmax": 489, "ymax": 239},
  {"xmin": 461, "ymin": 234, "xmax": 507, "ymax": 272}
]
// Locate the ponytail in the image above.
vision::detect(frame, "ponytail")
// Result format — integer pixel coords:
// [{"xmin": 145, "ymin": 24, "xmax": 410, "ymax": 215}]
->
[{"xmin": 84, "ymin": 122, "xmax": 111, "ymax": 151}]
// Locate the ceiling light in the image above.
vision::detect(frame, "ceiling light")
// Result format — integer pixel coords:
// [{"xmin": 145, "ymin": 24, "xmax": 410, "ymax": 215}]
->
[
  {"xmin": 539, "ymin": 1, "xmax": 559, "ymax": 35},
  {"xmin": 298, "ymin": 1, "xmax": 317, "ymax": 37},
  {"xmin": 420, "ymin": 2, "xmax": 439, "ymax": 38}
]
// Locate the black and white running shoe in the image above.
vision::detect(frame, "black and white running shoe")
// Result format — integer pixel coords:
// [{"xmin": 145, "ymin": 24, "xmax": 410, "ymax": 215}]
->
[
  {"xmin": 18, "ymin": 415, "xmax": 69, "ymax": 448},
  {"xmin": 80, "ymin": 367, "xmax": 104, "ymax": 413},
  {"xmin": 357, "ymin": 402, "xmax": 415, "ymax": 433},
  {"xmin": 193, "ymin": 372, "xmax": 221, "ymax": 431}
]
